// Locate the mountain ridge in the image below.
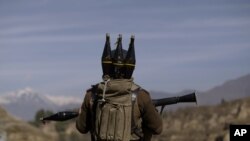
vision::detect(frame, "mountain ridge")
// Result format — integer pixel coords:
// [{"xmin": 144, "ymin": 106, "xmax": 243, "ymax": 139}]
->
[
  {"xmin": 197, "ymin": 73, "xmax": 250, "ymax": 105},
  {"xmin": 0, "ymin": 88, "xmax": 81, "ymax": 120}
]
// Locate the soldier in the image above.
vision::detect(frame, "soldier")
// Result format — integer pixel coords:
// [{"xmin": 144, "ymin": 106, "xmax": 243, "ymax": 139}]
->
[{"xmin": 76, "ymin": 34, "xmax": 162, "ymax": 141}]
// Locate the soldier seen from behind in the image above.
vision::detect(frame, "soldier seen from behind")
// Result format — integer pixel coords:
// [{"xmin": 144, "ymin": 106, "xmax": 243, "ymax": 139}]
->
[{"xmin": 76, "ymin": 34, "xmax": 163, "ymax": 141}]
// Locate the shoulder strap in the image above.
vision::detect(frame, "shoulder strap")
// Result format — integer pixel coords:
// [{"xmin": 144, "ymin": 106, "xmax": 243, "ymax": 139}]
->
[
  {"xmin": 131, "ymin": 84, "xmax": 143, "ymax": 138},
  {"xmin": 89, "ymin": 85, "xmax": 98, "ymax": 141}
]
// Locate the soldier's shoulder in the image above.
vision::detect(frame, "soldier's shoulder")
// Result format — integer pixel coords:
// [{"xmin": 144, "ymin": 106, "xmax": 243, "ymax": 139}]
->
[
  {"xmin": 132, "ymin": 82, "xmax": 150, "ymax": 95},
  {"xmin": 84, "ymin": 85, "xmax": 98, "ymax": 102},
  {"xmin": 136, "ymin": 88, "xmax": 152, "ymax": 100},
  {"xmin": 138, "ymin": 88, "xmax": 150, "ymax": 95},
  {"xmin": 86, "ymin": 83, "xmax": 100, "ymax": 93},
  {"xmin": 86, "ymin": 88, "xmax": 94, "ymax": 94}
]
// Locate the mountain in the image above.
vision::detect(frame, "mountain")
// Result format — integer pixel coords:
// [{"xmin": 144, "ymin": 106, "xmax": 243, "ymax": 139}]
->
[
  {"xmin": 151, "ymin": 74, "xmax": 250, "ymax": 106},
  {"xmin": 0, "ymin": 88, "xmax": 57, "ymax": 120},
  {"xmin": 0, "ymin": 88, "xmax": 82, "ymax": 120},
  {"xmin": 197, "ymin": 74, "xmax": 250, "ymax": 105},
  {"xmin": 150, "ymin": 89, "xmax": 196, "ymax": 99}
]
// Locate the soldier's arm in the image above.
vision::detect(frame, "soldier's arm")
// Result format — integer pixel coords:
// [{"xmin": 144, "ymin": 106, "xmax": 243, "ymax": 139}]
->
[
  {"xmin": 76, "ymin": 91, "xmax": 92, "ymax": 134},
  {"xmin": 137, "ymin": 90, "xmax": 163, "ymax": 135}
]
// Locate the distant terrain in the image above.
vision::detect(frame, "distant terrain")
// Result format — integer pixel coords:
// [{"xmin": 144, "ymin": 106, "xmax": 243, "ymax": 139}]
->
[
  {"xmin": 151, "ymin": 74, "xmax": 250, "ymax": 106},
  {"xmin": 153, "ymin": 96, "xmax": 250, "ymax": 141},
  {"xmin": 0, "ymin": 73, "xmax": 249, "ymax": 120},
  {"xmin": 197, "ymin": 74, "xmax": 250, "ymax": 105},
  {"xmin": 1, "ymin": 92, "xmax": 250, "ymax": 141},
  {"xmin": 0, "ymin": 88, "xmax": 82, "ymax": 120}
]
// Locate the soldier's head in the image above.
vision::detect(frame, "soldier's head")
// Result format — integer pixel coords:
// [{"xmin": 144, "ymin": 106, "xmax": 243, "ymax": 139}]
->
[{"xmin": 101, "ymin": 34, "xmax": 135, "ymax": 79}]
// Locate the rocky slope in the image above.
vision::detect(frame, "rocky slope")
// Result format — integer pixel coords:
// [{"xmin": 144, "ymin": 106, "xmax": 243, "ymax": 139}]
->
[{"xmin": 0, "ymin": 106, "xmax": 55, "ymax": 141}]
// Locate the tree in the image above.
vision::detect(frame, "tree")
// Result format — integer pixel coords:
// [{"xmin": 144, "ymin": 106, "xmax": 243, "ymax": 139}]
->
[{"xmin": 29, "ymin": 109, "xmax": 54, "ymax": 127}]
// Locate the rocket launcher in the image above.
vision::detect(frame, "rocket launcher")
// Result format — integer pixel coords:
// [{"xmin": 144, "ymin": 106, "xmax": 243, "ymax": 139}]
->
[{"xmin": 152, "ymin": 92, "xmax": 197, "ymax": 114}]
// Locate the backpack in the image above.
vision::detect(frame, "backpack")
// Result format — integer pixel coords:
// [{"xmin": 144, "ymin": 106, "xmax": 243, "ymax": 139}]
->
[{"xmin": 90, "ymin": 79, "xmax": 142, "ymax": 141}]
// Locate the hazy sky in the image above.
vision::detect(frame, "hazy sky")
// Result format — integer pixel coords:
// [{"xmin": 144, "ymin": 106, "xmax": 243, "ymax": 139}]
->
[{"xmin": 1, "ymin": 0, "xmax": 250, "ymax": 96}]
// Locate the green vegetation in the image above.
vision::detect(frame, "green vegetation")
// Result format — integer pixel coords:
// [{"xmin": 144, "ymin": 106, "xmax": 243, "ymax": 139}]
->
[{"xmin": 29, "ymin": 109, "xmax": 54, "ymax": 127}]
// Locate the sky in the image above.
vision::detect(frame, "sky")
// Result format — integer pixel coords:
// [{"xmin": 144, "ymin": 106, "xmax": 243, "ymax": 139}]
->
[{"xmin": 0, "ymin": 0, "xmax": 250, "ymax": 97}]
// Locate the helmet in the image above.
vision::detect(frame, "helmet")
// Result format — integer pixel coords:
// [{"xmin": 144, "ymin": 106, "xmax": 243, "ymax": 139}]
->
[{"xmin": 101, "ymin": 34, "xmax": 136, "ymax": 79}]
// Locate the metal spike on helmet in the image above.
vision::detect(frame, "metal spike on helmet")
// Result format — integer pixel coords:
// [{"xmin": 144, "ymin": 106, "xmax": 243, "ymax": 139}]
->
[
  {"xmin": 101, "ymin": 33, "xmax": 113, "ymax": 78},
  {"xmin": 101, "ymin": 34, "xmax": 136, "ymax": 79},
  {"xmin": 124, "ymin": 35, "xmax": 136, "ymax": 79}
]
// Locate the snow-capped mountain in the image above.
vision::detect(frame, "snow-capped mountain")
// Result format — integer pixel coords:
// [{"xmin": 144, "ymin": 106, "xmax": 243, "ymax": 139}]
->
[
  {"xmin": 0, "ymin": 87, "xmax": 55, "ymax": 105},
  {"xmin": 46, "ymin": 95, "xmax": 82, "ymax": 106},
  {"xmin": 0, "ymin": 87, "xmax": 82, "ymax": 120}
]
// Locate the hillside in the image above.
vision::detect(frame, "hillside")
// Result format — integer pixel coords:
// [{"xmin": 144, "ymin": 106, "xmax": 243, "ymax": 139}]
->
[
  {"xmin": 150, "ymin": 74, "xmax": 250, "ymax": 106},
  {"xmin": 152, "ymin": 96, "xmax": 250, "ymax": 141},
  {"xmin": 197, "ymin": 74, "xmax": 250, "ymax": 105},
  {"xmin": 1, "ymin": 95, "xmax": 250, "ymax": 141},
  {"xmin": 0, "ymin": 106, "xmax": 55, "ymax": 141},
  {"xmin": 38, "ymin": 95, "xmax": 250, "ymax": 141}
]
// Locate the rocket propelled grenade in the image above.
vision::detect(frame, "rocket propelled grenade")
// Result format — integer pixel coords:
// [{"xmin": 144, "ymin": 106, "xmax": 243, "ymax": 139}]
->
[
  {"xmin": 113, "ymin": 34, "xmax": 124, "ymax": 65},
  {"xmin": 40, "ymin": 111, "xmax": 79, "ymax": 122},
  {"xmin": 101, "ymin": 33, "xmax": 113, "ymax": 78},
  {"xmin": 113, "ymin": 34, "xmax": 125, "ymax": 78},
  {"xmin": 124, "ymin": 35, "xmax": 136, "ymax": 79}
]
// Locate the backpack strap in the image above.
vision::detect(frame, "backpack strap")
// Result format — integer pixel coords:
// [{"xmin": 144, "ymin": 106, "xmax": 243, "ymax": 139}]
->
[
  {"xmin": 131, "ymin": 84, "xmax": 143, "ymax": 138},
  {"xmin": 89, "ymin": 85, "xmax": 98, "ymax": 141}
]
